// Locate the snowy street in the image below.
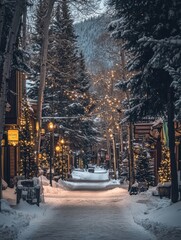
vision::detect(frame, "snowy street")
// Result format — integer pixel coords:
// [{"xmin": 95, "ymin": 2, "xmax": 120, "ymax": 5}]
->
[
  {"xmin": 1, "ymin": 182, "xmax": 181, "ymax": 240},
  {"xmin": 18, "ymin": 187, "xmax": 156, "ymax": 240},
  {"xmin": 18, "ymin": 189, "xmax": 155, "ymax": 240},
  {"xmin": 1, "ymin": 2, "xmax": 181, "ymax": 240}
]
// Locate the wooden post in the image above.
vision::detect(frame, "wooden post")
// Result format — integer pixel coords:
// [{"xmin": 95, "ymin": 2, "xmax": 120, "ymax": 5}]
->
[
  {"xmin": 128, "ymin": 122, "xmax": 135, "ymax": 190},
  {"xmin": 112, "ymin": 134, "xmax": 117, "ymax": 180}
]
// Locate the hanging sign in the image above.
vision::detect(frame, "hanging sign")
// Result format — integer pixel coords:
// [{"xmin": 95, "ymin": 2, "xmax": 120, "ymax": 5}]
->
[{"xmin": 8, "ymin": 129, "xmax": 19, "ymax": 145}]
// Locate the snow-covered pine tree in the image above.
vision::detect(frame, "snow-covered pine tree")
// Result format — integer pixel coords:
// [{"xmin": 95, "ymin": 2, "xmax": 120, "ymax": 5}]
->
[
  {"xmin": 134, "ymin": 145, "xmax": 154, "ymax": 187},
  {"xmin": 45, "ymin": 0, "xmax": 79, "ymax": 118},
  {"xmin": 26, "ymin": 0, "xmax": 99, "ymax": 173},
  {"xmin": 44, "ymin": 0, "xmax": 98, "ymax": 151},
  {"xmin": 108, "ymin": 0, "xmax": 180, "ymax": 203},
  {"xmin": 70, "ymin": 52, "xmax": 98, "ymax": 149},
  {"xmin": 26, "ymin": 0, "xmax": 47, "ymax": 100}
]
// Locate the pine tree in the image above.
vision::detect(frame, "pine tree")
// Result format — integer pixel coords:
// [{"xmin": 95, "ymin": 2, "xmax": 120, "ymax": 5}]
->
[
  {"xmin": 19, "ymin": 97, "xmax": 37, "ymax": 178},
  {"xmin": 109, "ymin": 0, "xmax": 180, "ymax": 202},
  {"xmin": 44, "ymin": 0, "xmax": 97, "ymax": 150},
  {"xmin": 68, "ymin": 52, "xmax": 97, "ymax": 149},
  {"xmin": 158, "ymin": 145, "xmax": 171, "ymax": 184},
  {"xmin": 26, "ymin": 0, "xmax": 46, "ymax": 100},
  {"xmin": 44, "ymin": 0, "xmax": 79, "ymax": 117},
  {"xmin": 27, "ymin": 0, "xmax": 98, "ymax": 174},
  {"xmin": 135, "ymin": 146, "xmax": 154, "ymax": 186},
  {"xmin": 39, "ymin": 133, "xmax": 51, "ymax": 174}
]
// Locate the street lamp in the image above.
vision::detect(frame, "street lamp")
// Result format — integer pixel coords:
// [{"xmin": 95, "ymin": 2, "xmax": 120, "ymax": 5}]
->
[
  {"xmin": 60, "ymin": 138, "xmax": 65, "ymax": 179},
  {"xmin": 48, "ymin": 121, "xmax": 54, "ymax": 186},
  {"xmin": 110, "ymin": 133, "xmax": 117, "ymax": 180},
  {"xmin": 55, "ymin": 144, "xmax": 61, "ymax": 176}
]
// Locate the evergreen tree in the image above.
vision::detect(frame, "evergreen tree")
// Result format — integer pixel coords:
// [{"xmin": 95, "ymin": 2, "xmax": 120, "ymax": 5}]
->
[
  {"xmin": 44, "ymin": 0, "xmax": 98, "ymax": 151},
  {"xmin": 108, "ymin": 0, "xmax": 180, "ymax": 203},
  {"xmin": 19, "ymin": 97, "xmax": 37, "ymax": 178},
  {"xmin": 26, "ymin": 0, "xmax": 47, "ymax": 100},
  {"xmin": 68, "ymin": 52, "xmax": 97, "ymax": 149},
  {"xmin": 108, "ymin": 0, "xmax": 181, "ymax": 119},
  {"xmin": 39, "ymin": 132, "xmax": 51, "ymax": 174},
  {"xmin": 45, "ymin": 0, "xmax": 79, "ymax": 118},
  {"xmin": 158, "ymin": 145, "xmax": 171, "ymax": 184},
  {"xmin": 26, "ymin": 0, "xmax": 98, "ymax": 175},
  {"xmin": 134, "ymin": 146, "xmax": 154, "ymax": 186}
]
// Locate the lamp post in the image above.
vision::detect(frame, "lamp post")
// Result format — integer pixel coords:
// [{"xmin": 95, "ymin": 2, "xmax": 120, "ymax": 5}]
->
[
  {"xmin": 109, "ymin": 129, "xmax": 117, "ymax": 180},
  {"xmin": 111, "ymin": 133, "xmax": 117, "ymax": 180},
  {"xmin": 48, "ymin": 122, "xmax": 54, "ymax": 187},
  {"xmin": 60, "ymin": 138, "xmax": 64, "ymax": 179},
  {"xmin": 55, "ymin": 144, "xmax": 61, "ymax": 175}
]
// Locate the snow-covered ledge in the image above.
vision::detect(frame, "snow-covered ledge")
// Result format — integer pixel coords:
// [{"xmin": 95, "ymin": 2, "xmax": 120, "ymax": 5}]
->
[{"xmin": 157, "ymin": 182, "xmax": 171, "ymax": 199}]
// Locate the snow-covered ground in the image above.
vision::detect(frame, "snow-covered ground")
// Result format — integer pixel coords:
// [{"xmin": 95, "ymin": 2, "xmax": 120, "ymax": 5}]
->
[
  {"xmin": 71, "ymin": 167, "xmax": 109, "ymax": 181},
  {"xmin": 0, "ymin": 178, "xmax": 181, "ymax": 240}
]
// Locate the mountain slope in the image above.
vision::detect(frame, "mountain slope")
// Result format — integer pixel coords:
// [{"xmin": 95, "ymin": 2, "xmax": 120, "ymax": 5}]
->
[{"xmin": 75, "ymin": 14, "xmax": 119, "ymax": 74}]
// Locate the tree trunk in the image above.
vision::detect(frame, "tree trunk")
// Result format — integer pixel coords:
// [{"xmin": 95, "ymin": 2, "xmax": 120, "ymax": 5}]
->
[
  {"xmin": 120, "ymin": 40, "xmax": 135, "ymax": 189},
  {"xmin": 167, "ymin": 87, "xmax": 178, "ymax": 203},
  {"xmin": 0, "ymin": 0, "xmax": 26, "ymax": 212},
  {"xmin": 112, "ymin": 134, "xmax": 117, "ymax": 180},
  {"xmin": 128, "ymin": 121, "xmax": 135, "ymax": 190},
  {"xmin": 0, "ymin": 0, "xmax": 5, "ymax": 49},
  {"xmin": 35, "ymin": 0, "xmax": 55, "ymax": 164}
]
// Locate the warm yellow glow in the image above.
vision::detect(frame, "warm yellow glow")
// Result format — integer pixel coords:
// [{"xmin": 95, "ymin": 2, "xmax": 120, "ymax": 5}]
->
[
  {"xmin": 60, "ymin": 139, "xmax": 65, "ymax": 144},
  {"xmin": 8, "ymin": 129, "xmax": 19, "ymax": 146},
  {"xmin": 48, "ymin": 122, "xmax": 54, "ymax": 130},
  {"xmin": 55, "ymin": 145, "xmax": 61, "ymax": 152},
  {"xmin": 41, "ymin": 128, "xmax": 45, "ymax": 134},
  {"xmin": 36, "ymin": 121, "xmax": 39, "ymax": 131}
]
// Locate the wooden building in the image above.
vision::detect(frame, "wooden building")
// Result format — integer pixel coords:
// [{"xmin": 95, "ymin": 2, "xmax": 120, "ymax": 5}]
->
[
  {"xmin": 2, "ymin": 71, "xmax": 25, "ymax": 185},
  {"xmin": 134, "ymin": 120, "xmax": 181, "ymax": 185}
]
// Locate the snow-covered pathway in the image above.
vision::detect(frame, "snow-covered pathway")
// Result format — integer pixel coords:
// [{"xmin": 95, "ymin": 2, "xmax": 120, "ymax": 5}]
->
[
  {"xmin": 1, "ymin": 184, "xmax": 181, "ymax": 240},
  {"xmin": 18, "ymin": 188, "xmax": 156, "ymax": 240}
]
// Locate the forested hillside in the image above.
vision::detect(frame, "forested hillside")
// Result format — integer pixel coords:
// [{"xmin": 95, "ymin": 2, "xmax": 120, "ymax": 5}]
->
[{"xmin": 75, "ymin": 14, "xmax": 119, "ymax": 74}]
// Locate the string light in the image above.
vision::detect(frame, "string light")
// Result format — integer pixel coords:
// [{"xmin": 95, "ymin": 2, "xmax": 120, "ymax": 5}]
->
[
  {"xmin": 158, "ymin": 145, "xmax": 171, "ymax": 183},
  {"xmin": 19, "ymin": 97, "xmax": 37, "ymax": 178}
]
